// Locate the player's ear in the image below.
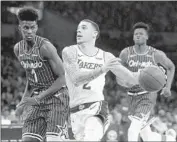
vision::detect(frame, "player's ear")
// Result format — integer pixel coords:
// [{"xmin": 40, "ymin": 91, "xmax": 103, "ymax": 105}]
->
[
  {"xmin": 36, "ymin": 23, "xmax": 38, "ymax": 30},
  {"xmin": 18, "ymin": 24, "xmax": 21, "ymax": 31},
  {"xmin": 146, "ymin": 31, "xmax": 149, "ymax": 40},
  {"xmin": 93, "ymin": 31, "xmax": 98, "ymax": 39},
  {"xmin": 146, "ymin": 34, "xmax": 149, "ymax": 40}
]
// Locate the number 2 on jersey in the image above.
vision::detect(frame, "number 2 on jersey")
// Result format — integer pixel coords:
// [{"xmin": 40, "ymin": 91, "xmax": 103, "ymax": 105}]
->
[
  {"xmin": 31, "ymin": 69, "xmax": 38, "ymax": 82},
  {"xmin": 83, "ymin": 83, "xmax": 91, "ymax": 90}
]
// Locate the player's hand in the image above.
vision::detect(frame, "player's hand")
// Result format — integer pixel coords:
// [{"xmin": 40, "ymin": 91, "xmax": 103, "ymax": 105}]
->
[
  {"xmin": 160, "ymin": 87, "xmax": 171, "ymax": 97},
  {"xmin": 102, "ymin": 58, "xmax": 121, "ymax": 72},
  {"xmin": 20, "ymin": 96, "xmax": 40, "ymax": 106}
]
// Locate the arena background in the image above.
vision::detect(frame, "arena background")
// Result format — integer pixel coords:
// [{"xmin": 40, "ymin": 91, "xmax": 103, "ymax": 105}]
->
[{"xmin": 1, "ymin": 1, "xmax": 177, "ymax": 141}]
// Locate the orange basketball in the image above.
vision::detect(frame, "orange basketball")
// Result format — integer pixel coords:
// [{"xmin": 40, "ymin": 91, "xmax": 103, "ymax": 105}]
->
[{"xmin": 139, "ymin": 66, "xmax": 166, "ymax": 92}]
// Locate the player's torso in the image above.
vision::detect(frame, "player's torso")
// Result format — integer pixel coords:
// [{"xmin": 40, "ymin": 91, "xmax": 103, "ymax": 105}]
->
[
  {"xmin": 17, "ymin": 36, "xmax": 57, "ymax": 91},
  {"xmin": 126, "ymin": 46, "xmax": 156, "ymax": 93},
  {"xmin": 66, "ymin": 45, "xmax": 106, "ymax": 108}
]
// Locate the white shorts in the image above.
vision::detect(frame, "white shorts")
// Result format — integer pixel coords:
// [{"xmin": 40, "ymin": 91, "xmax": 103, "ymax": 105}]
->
[{"xmin": 70, "ymin": 101, "xmax": 109, "ymax": 141}]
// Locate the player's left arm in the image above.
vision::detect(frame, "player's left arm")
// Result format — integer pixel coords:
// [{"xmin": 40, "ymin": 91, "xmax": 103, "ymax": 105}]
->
[
  {"xmin": 36, "ymin": 41, "xmax": 66, "ymax": 101},
  {"xmin": 154, "ymin": 50, "xmax": 175, "ymax": 96}
]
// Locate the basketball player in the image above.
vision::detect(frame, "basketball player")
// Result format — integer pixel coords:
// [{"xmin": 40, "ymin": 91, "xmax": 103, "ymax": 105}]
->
[
  {"xmin": 119, "ymin": 22, "xmax": 175, "ymax": 141},
  {"xmin": 14, "ymin": 7, "xmax": 69, "ymax": 142},
  {"xmin": 62, "ymin": 19, "xmax": 138, "ymax": 141}
]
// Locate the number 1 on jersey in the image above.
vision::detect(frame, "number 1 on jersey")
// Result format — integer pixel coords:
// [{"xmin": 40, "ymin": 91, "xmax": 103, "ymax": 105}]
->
[
  {"xmin": 83, "ymin": 83, "xmax": 91, "ymax": 90},
  {"xmin": 31, "ymin": 69, "xmax": 38, "ymax": 82}
]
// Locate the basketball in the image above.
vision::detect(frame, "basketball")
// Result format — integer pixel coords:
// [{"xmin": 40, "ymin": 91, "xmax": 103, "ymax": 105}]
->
[{"xmin": 139, "ymin": 66, "xmax": 167, "ymax": 92}]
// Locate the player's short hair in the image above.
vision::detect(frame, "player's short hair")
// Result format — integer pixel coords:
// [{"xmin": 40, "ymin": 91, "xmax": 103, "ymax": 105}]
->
[
  {"xmin": 133, "ymin": 22, "xmax": 150, "ymax": 34},
  {"xmin": 17, "ymin": 7, "xmax": 39, "ymax": 21},
  {"xmin": 81, "ymin": 19, "xmax": 100, "ymax": 39}
]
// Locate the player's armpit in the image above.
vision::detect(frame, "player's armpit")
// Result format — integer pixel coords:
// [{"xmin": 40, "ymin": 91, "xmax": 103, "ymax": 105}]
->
[{"xmin": 62, "ymin": 46, "xmax": 104, "ymax": 86}]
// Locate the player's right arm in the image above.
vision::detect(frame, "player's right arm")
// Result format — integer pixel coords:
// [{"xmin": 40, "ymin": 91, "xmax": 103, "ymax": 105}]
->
[
  {"xmin": 14, "ymin": 44, "xmax": 30, "ymax": 98},
  {"xmin": 14, "ymin": 44, "xmax": 29, "ymax": 116},
  {"xmin": 105, "ymin": 51, "xmax": 138, "ymax": 87},
  {"xmin": 62, "ymin": 46, "xmax": 119, "ymax": 86}
]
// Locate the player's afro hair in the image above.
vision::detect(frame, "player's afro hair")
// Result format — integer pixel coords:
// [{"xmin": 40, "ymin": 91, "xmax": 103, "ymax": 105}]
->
[
  {"xmin": 133, "ymin": 22, "xmax": 150, "ymax": 33},
  {"xmin": 17, "ymin": 7, "xmax": 38, "ymax": 21}
]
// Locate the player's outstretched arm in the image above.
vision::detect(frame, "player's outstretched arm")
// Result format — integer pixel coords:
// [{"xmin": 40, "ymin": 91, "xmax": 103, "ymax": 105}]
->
[
  {"xmin": 154, "ymin": 50, "xmax": 175, "ymax": 96},
  {"xmin": 36, "ymin": 41, "xmax": 66, "ymax": 100},
  {"xmin": 105, "ymin": 51, "xmax": 138, "ymax": 87},
  {"xmin": 62, "ymin": 46, "xmax": 119, "ymax": 86}
]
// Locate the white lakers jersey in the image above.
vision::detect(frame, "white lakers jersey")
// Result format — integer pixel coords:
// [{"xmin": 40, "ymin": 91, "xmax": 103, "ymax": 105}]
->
[{"xmin": 65, "ymin": 45, "xmax": 106, "ymax": 108}]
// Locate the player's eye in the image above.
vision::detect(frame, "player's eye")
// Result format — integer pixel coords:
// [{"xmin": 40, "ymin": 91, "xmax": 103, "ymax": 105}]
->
[
  {"xmin": 82, "ymin": 26, "xmax": 87, "ymax": 30},
  {"xmin": 31, "ymin": 26, "xmax": 36, "ymax": 30},
  {"xmin": 23, "ymin": 26, "xmax": 29, "ymax": 30}
]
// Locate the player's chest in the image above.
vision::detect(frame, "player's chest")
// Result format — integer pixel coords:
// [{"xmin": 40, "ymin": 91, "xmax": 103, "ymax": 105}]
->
[
  {"xmin": 77, "ymin": 56, "xmax": 104, "ymax": 70},
  {"xmin": 127, "ymin": 55, "xmax": 155, "ymax": 69},
  {"xmin": 18, "ymin": 54, "xmax": 43, "ymax": 70}
]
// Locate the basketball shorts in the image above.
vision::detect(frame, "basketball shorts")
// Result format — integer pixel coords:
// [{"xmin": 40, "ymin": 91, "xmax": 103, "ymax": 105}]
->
[
  {"xmin": 70, "ymin": 100, "xmax": 109, "ymax": 140},
  {"xmin": 128, "ymin": 92, "xmax": 157, "ymax": 121},
  {"xmin": 22, "ymin": 87, "xmax": 70, "ymax": 141}
]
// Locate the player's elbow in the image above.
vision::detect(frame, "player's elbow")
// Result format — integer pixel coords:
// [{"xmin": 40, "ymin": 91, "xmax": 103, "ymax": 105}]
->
[{"xmin": 167, "ymin": 62, "xmax": 175, "ymax": 74}]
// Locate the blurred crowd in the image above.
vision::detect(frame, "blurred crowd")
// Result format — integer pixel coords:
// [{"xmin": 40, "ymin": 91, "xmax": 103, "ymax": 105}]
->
[
  {"xmin": 1, "ymin": 1, "xmax": 177, "ymax": 141},
  {"xmin": 47, "ymin": 1, "xmax": 177, "ymax": 52}
]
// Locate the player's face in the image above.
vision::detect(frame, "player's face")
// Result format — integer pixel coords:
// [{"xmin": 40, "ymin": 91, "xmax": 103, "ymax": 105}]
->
[
  {"xmin": 133, "ymin": 28, "xmax": 148, "ymax": 45},
  {"xmin": 76, "ymin": 21, "xmax": 97, "ymax": 44},
  {"xmin": 19, "ymin": 21, "xmax": 38, "ymax": 41}
]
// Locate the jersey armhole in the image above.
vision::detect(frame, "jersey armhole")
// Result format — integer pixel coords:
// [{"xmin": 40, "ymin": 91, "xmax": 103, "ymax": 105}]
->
[
  {"xmin": 152, "ymin": 48, "xmax": 157, "ymax": 65},
  {"xmin": 126, "ymin": 47, "xmax": 130, "ymax": 64},
  {"xmin": 38, "ymin": 39, "xmax": 47, "ymax": 61},
  {"xmin": 17, "ymin": 42, "xmax": 20, "ymax": 57}
]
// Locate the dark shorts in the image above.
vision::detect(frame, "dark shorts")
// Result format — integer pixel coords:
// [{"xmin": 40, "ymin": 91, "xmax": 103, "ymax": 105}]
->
[
  {"xmin": 22, "ymin": 87, "xmax": 70, "ymax": 141},
  {"xmin": 128, "ymin": 92, "xmax": 157, "ymax": 120}
]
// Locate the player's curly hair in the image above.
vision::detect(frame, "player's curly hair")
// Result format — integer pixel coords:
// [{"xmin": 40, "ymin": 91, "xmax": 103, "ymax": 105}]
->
[
  {"xmin": 133, "ymin": 22, "xmax": 150, "ymax": 33},
  {"xmin": 17, "ymin": 7, "xmax": 39, "ymax": 21},
  {"xmin": 81, "ymin": 19, "xmax": 100, "ymax": 39}
]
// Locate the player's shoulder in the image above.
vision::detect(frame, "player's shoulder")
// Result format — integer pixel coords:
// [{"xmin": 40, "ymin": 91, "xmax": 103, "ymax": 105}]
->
[
  {"xmin": 119, "ymin": 46, "xmax": 130, "ymax": 58},
  {"xmin": 14, "ymin": 40, "xmax": 23, "ymax": 56},
  {"xmin": 104, "ymin": 51, "xmax": 115, "ymax": 58},
  {"xmin": 103, "ymin": 51, "xmax": 116, "ymax": 62},
  {"xmin": 14, "ymin": 40, "xmax": 23, "ymax": 47},
  {"xmin": 39, "ymin": 36, "xmax": 52, "ymax": 47},
  {"xmin": 154, "ymin": 48, "xmax": 166, "ymax": 57},
  {"xmin": 62, "ymin": 44, "xmax": 77, "ymax": 55}
]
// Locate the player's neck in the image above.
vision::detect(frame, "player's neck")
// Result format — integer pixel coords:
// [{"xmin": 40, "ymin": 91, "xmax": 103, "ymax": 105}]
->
[
  {"xmin": 78, "ymin": 42, "xmax": 98, "ymax": 56},
  {"xmin": 134, "ymin": 44, "xmax": 148, "ymax": 54},
  {"xmin": 25, "ymin": 39, "xmax": 35, "ymax": 50}
]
